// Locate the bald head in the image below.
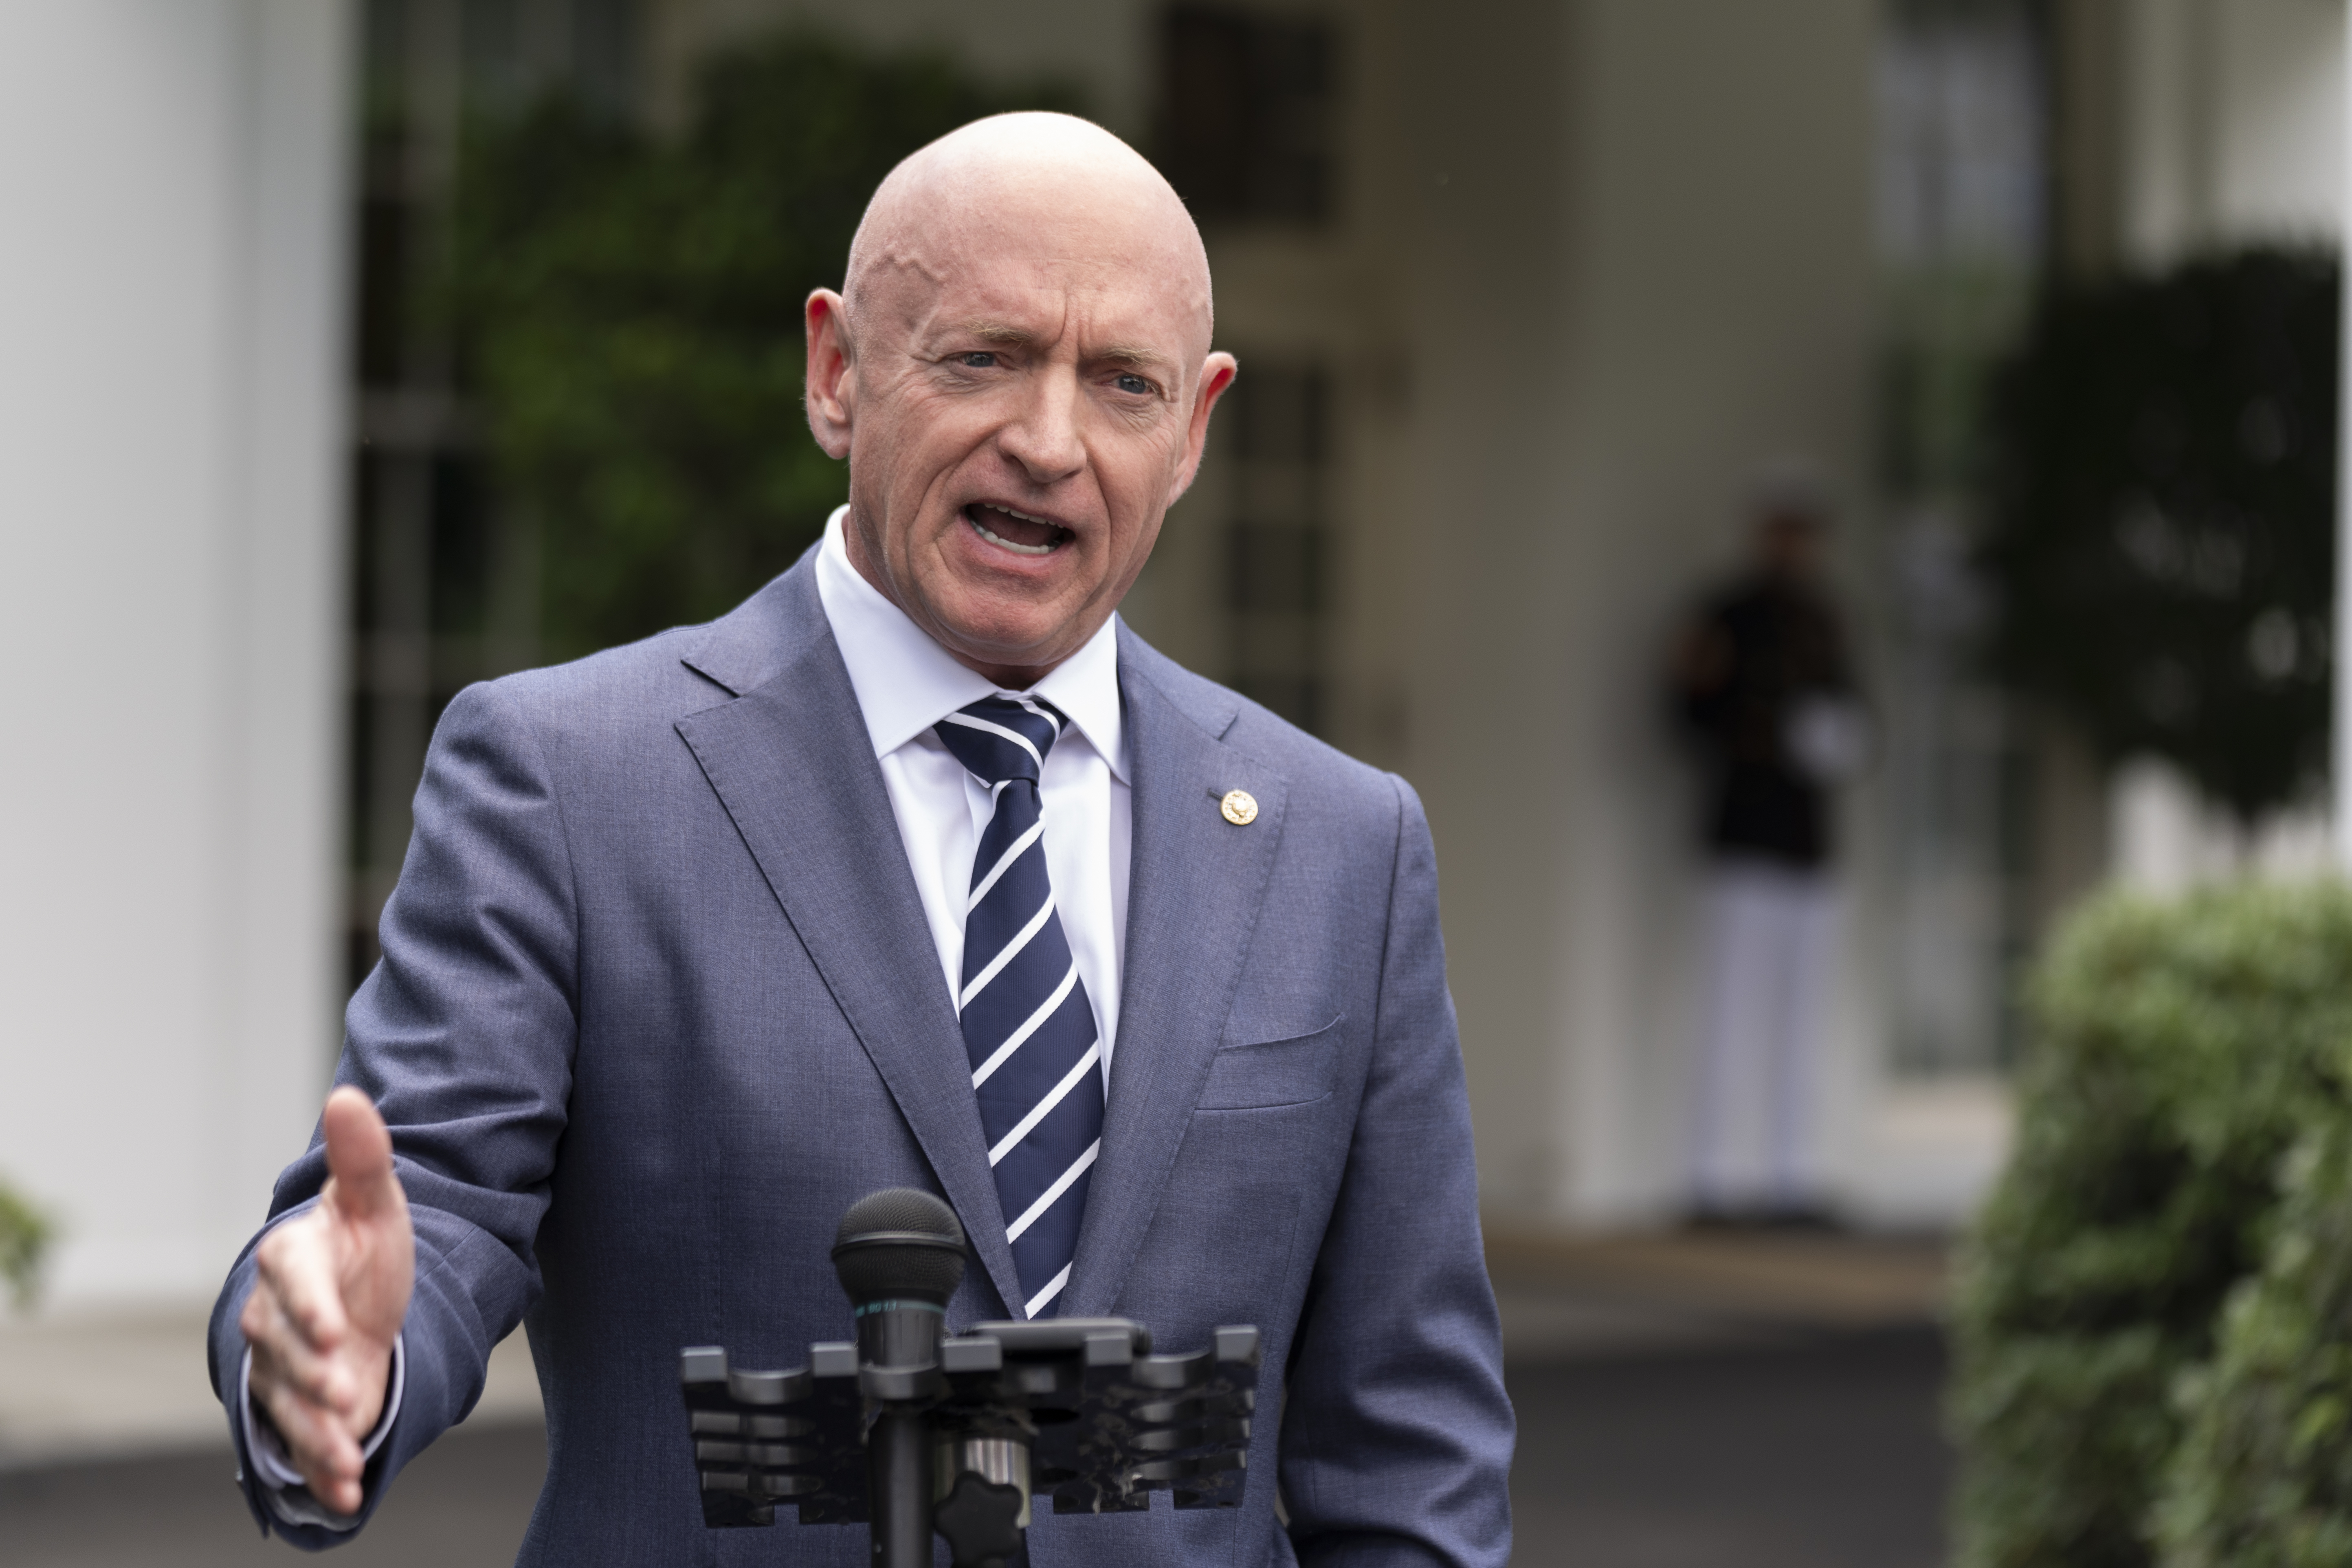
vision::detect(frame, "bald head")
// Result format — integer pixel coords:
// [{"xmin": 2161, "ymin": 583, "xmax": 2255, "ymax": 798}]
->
[{"xmin": 842, "ymin": 112, "xmax": 1213, "ymax": 361}]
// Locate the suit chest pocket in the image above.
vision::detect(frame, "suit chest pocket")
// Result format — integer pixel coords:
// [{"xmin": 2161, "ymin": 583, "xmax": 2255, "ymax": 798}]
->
[{"xmin": 1197, "ymin": 1016, "xmax": 1344, "ymax": 1110}]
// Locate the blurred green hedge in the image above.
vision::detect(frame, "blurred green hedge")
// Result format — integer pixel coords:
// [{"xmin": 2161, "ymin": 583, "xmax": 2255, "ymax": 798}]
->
[
  {"xmin": 1950, "ymin": 882, "xmax": 2352, "ymax": 1568},
  {"xmin": 2156, "ymin": 1110, "xmax": 2352, "ymax": 1566},
  {"xmin": 449, "ymin": 34, "xmax": 1080, "ymax": 660}
]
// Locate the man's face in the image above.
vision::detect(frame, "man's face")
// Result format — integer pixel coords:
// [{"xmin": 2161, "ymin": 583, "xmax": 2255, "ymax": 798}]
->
[{"xmin": 804, "ymin": 203, "xmax": 1234, "ymax": 686}]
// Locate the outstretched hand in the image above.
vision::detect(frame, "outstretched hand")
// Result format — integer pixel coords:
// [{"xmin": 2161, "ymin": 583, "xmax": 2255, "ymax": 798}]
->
[{"xmin": 240, "ymin": 1086, "xmax": 414, "ymax": 1514}]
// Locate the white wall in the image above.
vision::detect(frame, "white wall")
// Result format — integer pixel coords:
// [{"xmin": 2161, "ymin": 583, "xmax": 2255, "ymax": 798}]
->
[
  {"xmin": 0, "ymin": 0, "xmax": 353, "ymax": 1309},
  {"xmin": 2123, "ymin": 0, "xmax": 2344, "ymax": 263}
]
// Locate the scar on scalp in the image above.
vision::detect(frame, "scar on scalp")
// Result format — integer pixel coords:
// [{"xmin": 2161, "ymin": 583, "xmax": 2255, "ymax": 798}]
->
[{"xmin": 869, "ymin": 244, "xmax": 951, "ymax": 288}]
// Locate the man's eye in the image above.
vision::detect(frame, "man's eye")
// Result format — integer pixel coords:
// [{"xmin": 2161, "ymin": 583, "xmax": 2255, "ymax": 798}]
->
[
  {"xmin": 958, "ymin": 352, "xmax": 997, "ymax": 368},
  {"xmin": 1115, "ymin": 374, "xmax": 1153, "ymax": 396}
]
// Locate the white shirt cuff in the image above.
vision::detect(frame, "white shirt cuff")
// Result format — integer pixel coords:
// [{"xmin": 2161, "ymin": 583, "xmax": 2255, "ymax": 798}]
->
[{"xmin": 239, "ymin": 1333, "xmax": 405, "ymax": 1530}]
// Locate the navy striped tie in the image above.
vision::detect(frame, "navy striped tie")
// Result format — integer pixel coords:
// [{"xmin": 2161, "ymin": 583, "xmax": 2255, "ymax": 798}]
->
[{"xmin": 934, "ymin": 695, "xmax": 1103, "ymax": 1318}]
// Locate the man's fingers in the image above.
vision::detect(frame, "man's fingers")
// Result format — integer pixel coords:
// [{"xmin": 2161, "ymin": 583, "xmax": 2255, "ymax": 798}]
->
[
  {"xmin": 322, "ymin": 1086, "xmax": 402, "ymax": 1223},
  {"xmin": 255, "ymin": 1214, "xmax": 351, "ymax": 1356},
  {"xmin": 258, "ymin": 1374, "xmax": 367, "ymax": 1511},
  {"xmin": 248, "ymin": 1288, "xmax": 361, "ymax": 1416},
  {"xmin": 249, "ymin": 1276, "xmax": 387, "ymax": 1515}
]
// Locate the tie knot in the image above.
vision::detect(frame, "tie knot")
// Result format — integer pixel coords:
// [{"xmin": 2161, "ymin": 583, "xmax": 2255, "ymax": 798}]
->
[{"xmin": 935, "ymin": 696, "xmax": 1068, "ymax": 786}]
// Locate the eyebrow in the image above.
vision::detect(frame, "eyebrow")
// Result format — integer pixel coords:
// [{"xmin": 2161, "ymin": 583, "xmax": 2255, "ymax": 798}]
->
[
  {"xmin": 961, "ymin": 319, "xmax": 1038, "ymax": 346},
  {"xmin": 954, "ymin": 320, "xmax": 1177, "ymax": 376},
  {"xmin": 1092, "ymin": 342, "xmax": 1172, "ymax": 373}
]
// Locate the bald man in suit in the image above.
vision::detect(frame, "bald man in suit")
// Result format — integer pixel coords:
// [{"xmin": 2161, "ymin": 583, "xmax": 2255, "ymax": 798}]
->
[{"xmin": 214, "ymin": 112, "xmax": 1512, "ymax": 1567}]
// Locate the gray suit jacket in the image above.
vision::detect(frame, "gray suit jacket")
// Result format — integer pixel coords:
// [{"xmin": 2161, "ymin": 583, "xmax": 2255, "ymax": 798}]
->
[{"xmin": 208, "ymin": 554, "xmax": 1513, "ymax": 1564}]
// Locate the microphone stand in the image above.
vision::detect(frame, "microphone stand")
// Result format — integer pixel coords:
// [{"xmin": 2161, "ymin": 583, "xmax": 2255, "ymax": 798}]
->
[
  {"xmin": 830, "ymin": 1191, "xmax": 965, "ymax": 1568},
  {"xmin": 680, "ymin": 1188, "xmax": 1260, "ymax": 1568}
]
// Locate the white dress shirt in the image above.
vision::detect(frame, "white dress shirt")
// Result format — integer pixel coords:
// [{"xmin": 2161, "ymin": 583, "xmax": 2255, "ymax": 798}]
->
[
  {"xmin": 250, "ymin": 505, "xmax": 1132, "ymax": 1520},
  {"xmin": 814, "ymin": 504, "xmax": 1131, "ymax": 1075}
]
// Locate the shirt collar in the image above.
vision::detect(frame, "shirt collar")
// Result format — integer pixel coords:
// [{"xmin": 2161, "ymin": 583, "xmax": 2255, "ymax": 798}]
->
[{"xmin": 813, "ymin": 505, "xmax": 1128, "ymax": 781}]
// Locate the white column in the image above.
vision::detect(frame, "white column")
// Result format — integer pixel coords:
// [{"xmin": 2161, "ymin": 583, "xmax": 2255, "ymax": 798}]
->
[{"xmin": 0, "ymin": 1, "xmax": 354, "ymax": 1308}]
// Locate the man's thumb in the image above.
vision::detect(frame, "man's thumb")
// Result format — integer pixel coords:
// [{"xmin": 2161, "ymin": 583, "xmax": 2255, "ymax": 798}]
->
[{"xmin": 322, "ymin": 1086, "xmax": 401, "ymax": 1221}]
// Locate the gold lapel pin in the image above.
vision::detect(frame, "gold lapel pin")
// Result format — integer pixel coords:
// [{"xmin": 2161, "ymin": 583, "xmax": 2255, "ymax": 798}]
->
[{"xmin": 1219, "ymin": 789, "xmax": 1259, "ymax": 826}]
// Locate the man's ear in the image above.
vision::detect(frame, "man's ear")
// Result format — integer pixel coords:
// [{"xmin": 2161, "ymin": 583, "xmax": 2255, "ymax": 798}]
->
[
  {"xmin": 805, "ymin": 289, "xmax": 855, "ymax": 459},
  {"xmin": 1166, "ymin": 352, "xmax": 1239, "ymax": 506}
]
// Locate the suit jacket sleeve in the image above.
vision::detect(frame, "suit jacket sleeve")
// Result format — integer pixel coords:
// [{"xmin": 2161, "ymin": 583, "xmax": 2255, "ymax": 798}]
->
[
  {"xmin": 1277, "ymin": 776, "xmax": 1515, "ymax": 1566},
  {"xmin": 208, "ymin": 678, "xmax": 577, "ymax": 1546}
]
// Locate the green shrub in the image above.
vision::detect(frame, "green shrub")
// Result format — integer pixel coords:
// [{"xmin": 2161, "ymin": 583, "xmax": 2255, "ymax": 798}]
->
[
  {"xmin": 2155, "ymin": 1114, "xmax": 2352, "ymax": 1567},
  {"xmin": 0, "ymin": 1177, "xmax": 54, "ymax": 1310},
  {"xmin": 1949, "ymin": 882, "xmax": 2352, "ymax": 1568}
]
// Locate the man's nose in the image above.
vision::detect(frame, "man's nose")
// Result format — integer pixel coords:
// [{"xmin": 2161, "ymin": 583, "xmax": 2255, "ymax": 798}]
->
[{"xmin": 996, "ymin": 367, "xmax": 1086, "ymax": 484}]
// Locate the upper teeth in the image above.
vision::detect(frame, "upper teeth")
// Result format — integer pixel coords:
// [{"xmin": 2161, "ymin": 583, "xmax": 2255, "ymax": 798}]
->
[{"xmin": 969, "ymin": 505, "xmax": 1062, "ymax": 556}]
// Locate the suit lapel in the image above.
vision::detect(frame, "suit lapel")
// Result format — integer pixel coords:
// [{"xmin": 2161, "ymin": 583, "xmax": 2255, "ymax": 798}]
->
[
  {"xmin": 673, "ymin": 564, "xmax": 1024, "ymax": 1315},
  {"xmin": 1063, "ymin": 636, "xmax": 1289, "ymax": 1317}
]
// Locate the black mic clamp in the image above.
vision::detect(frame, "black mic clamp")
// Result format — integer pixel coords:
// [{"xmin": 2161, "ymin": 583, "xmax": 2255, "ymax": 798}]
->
[{"xmin": 680, "ymin": 1188, "xmax": 1259, "ymax": 1568}]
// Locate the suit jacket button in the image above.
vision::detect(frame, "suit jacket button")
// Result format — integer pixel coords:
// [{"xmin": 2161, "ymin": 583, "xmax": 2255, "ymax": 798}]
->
[{"xmin": 1220, "ymin": 789, "xmax": 1259, "ymax": 825}]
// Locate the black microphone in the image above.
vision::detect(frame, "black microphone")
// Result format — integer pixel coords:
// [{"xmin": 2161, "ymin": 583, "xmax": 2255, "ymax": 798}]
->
[{"xmin": 831, "ymin": 1189, "xmax": 966, "ymax": 1568}]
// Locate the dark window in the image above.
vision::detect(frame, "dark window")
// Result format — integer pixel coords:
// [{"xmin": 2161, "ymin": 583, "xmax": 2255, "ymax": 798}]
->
[
  {"xmin": 1157, "ymin": 6, "xmax": 1338, "ymax": 226},
  {"xmin": 347, "ymin": 0, "xmax": 640, "ymax": 994},
  {"xmin": 1220, "ymin": 364, "xmax": 1333, "ymax": 733}
]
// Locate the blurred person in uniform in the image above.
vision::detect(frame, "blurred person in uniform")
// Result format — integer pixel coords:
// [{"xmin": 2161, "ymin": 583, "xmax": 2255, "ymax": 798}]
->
[{"xmin": 1668, "ymin": 470, "xmax": 1867, "ymax": 1227}]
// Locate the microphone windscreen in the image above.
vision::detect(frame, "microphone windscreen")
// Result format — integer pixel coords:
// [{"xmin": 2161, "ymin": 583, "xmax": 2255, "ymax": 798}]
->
[{"xmin": 831, "ymin": 1188, "xmax": 967, "ymax": 1303}]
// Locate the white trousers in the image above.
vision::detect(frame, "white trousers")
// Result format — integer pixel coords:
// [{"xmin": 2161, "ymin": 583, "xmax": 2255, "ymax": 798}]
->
[{"xmin": 1689, "ymin": 860, "xmax": 1838, "ymax": 1210}]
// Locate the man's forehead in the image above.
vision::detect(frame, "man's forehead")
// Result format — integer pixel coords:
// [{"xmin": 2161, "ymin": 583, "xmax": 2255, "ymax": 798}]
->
[
  {"xmin": 845, "ymin": 118, "xmax": 1214, "ymax": 363},
  {"xmin": 886, "ymin": 265, "xmax": 1202, "ymax": 368},
  {"xmin": 880, "ymin": 230, "xmax": 1199, "ymax": 307}
]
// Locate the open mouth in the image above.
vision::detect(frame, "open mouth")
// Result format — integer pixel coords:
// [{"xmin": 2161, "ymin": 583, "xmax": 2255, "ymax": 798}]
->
[{"xmin": 963, "ymin": 503, "xmax": 1074, "ymax": 557}]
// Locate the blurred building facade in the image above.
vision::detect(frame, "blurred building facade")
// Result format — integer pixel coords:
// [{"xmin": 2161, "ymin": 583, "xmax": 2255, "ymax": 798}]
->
[{"xmin": 4, "ymin": 0, "xmax": 2348, "ymax": 1310}]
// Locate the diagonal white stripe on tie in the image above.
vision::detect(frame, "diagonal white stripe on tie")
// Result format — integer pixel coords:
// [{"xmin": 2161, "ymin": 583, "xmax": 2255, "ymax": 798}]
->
[
  {"xmin": 966, "ymin": 819, "xmax": 1047, "ymax": 913},
  {"xmin": 971, "ymin": 963, "xmax": 1081, "ymax": 1088},
  {"xmin": 1013, "ymin": 697, "xmax": 1063, "ymax": 737},
  {"xmin": 1022, "ymin": 1262, "xmax": 1073, "ymax": 1319},
  {"xmin": 939, "ymin": 711, "xmax": 1044, "ymax": 769},
  {"xmin": 1005, "ymin": 1139, "xmax": 1100, "ymax": 1243},
  {"xmin": 989, "ymin": 1042, "xmax": 1102, "ymax": 1166},
  {"xmin": 959, "ymin": 895, "xmax": 1057, "ymax": 1009}
]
